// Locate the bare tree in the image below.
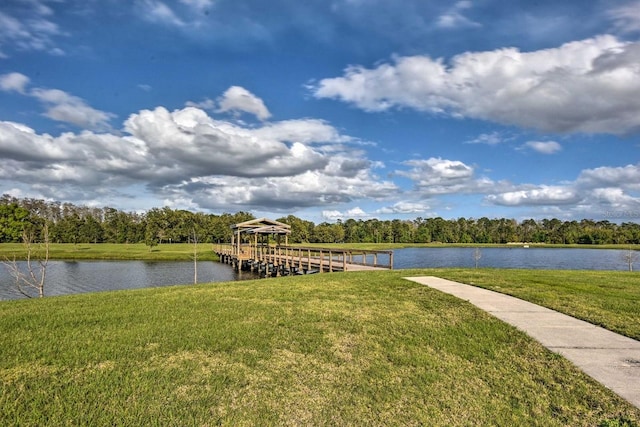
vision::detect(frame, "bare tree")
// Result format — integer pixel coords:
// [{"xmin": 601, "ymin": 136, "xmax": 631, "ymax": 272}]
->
[
  {"xmin": 192, "ymin": 228, "xmax": 198, "ymax": 284},
  {"xmin": 621, "ymin": 248, "xmax": 638, "ymax": 272},
  {"xmin": 2, "ymin": 224, "xmax": 50, "ymax": 298},
  {"xmin": 473, "ymin": 247, "xmax": 482, "ymax": 269}
]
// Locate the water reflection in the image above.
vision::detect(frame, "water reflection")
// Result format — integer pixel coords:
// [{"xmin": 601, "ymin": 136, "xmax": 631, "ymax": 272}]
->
[
  {"xmin": 393, "ymin": 247, "xmax": 635, "ymax": 271},
  {"xmin": 0, "ymin": 260, "xmax": 257, "ymax": 301},
  {"xmin": 1, "ymin": 248, "xmax": 636, "ymax": 301}
]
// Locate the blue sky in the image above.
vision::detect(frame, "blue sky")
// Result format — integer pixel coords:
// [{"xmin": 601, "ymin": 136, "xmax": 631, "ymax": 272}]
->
[{"xmin": 1, "ymin": 0, "xmax": 640, "ymax": 224}]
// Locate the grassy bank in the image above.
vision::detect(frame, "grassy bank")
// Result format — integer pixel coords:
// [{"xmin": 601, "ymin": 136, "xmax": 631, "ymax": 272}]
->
[
  {"xmin": 423, "ymin": 268, "xmax": 640, "ymax": 341},
  {"xmin": 1, "ymin": 270, "xmax": 639, "ymax": 425},
  {"xmin": 0, "ymin": 243, "xmax": 217, "ymax": 261}
]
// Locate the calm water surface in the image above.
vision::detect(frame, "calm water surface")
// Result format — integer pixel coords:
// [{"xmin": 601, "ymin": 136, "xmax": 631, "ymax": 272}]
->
[
  {"xmin": 0, "ymin": 247, "xmax": 635, "ymax": 300},
  {"xmin": 393, "ymin": 247, "xmax": 635, "ymax": 270},
  {"xmin": 0, "ymin": 260, "xmax": 257, "ymax": 300}
]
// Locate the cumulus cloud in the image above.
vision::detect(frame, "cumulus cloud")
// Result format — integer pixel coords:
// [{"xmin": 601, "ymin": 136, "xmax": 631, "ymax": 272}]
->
[
  {"xmin": 376, "ymin": 201, "xmax": 432, "ymax": 215},
  {"xmin": 312, "ymin": 35, "xmax": 640, "ymax": 135},
  {"xmin": 0, "ymin": 72, "xmax": 30, "ymax": 93},
  {"xmin": 397, "ymin": 157, "xmax": 498, "ymax": 195},
  {"xmin": 0, "ymin": 97, "xmax": 398, "ymax": 212},
  {"xmin": 0, "ymin": 73, "xmax": 115, "ymax": 131},
  {"xmin": 216, "ymin": 86, "xmax": 272, "ymax": 121},
  {"xmin": 521, "ymin": 140, "xmax": 562, "ymax": 154},
  {"xmin": 485, "ymin": 163, "xmax": 640, "ymax": 216},
  {"xmin": 322, "ymin": 207, "xmax": 368, "ymax": 221},
  {"xmin": 486, "ymin": 186, "xmax": 582, "ymax": 206}
]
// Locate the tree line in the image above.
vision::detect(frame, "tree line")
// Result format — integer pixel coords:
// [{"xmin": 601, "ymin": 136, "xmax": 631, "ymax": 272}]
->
[{"xmin": 2, "ymin": 195, "xmax": 640, "ymax": 246}]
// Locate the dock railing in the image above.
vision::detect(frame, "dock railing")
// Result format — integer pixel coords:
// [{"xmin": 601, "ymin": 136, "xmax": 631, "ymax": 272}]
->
[{"xmin": 214, "ymin": 244, "xmax": 393, "ymax": 272}]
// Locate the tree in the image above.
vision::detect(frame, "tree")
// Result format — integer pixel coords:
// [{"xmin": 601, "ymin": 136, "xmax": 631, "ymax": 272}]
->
[
  {"xmin": 473, "ymin": 247, "xmax": 482, "ymax": 269},
  {"xmin": 2, "ymin": 224, "xmax": 50, "ymax": 298},
  {"xmin": 192, "ymin": 228, "xmax": 199, "ymax": 284},
  {"xmin": 0, "ymin": 203, "xmax": 30, "ymax": 242},
  {"xmin": 621, "ymin": 248, "xmax": 638, "ymax": 272}
]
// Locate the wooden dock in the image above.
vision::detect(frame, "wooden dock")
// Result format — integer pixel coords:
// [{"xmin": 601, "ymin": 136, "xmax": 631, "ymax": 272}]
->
[
  {"xmin": 214, "ymin": 244, "xmax": 393, "ymax": 277},
  {"xmin": 215, "ymin": 218, "xmax": 393, "ymax": 277}
]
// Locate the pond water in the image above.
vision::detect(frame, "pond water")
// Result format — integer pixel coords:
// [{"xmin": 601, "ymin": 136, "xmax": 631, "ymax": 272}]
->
[
  {"xmin": 393, "ymin": 247, "xmax": 635, "ymax": 271},
  {"xmin": 0, "ymin": 260, "xmax": 258, "ymax": 301},
  {"xmin": 0, "ymin": 247, "xmax": 636, "ymax": 300}
]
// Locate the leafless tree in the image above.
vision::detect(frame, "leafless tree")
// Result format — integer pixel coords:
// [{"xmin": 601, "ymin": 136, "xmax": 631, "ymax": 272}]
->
[
  {"xmin": 621, "ymin": 248, "xmax": 638, "ymax": 272},
  {"xmin": 2, "ymin": 224, "xmax": 50, "ymax": 298},
  {"xmin": 473, "ymin": 247, "xmax": 482, "ymax": 269},
  {"xmin": 192, "ymin": 228, "xmax": 198, "ymax": 284}
]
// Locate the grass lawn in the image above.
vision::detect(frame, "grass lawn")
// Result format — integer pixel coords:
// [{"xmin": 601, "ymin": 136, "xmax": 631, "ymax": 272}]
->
[
  {"xmin": 0, "ymin": 243, "xmax": 217, "ymax": 261},
  {"xmin": 1, "ymin": 270, "xmax": 639, "ymax": 426},
  {"xmin": 422, "ymin": 268, "xmax": 640, "ymax": 341}
]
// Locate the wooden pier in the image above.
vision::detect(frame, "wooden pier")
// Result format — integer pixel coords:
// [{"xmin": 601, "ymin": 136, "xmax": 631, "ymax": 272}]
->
[{"xmin": 214, "ymin": 218, "xmax": 393, "ymax": 277}]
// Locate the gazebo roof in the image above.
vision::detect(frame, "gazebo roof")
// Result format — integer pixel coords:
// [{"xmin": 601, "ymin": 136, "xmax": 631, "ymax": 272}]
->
[{"xmin": 231, "ymin": 218, "xmax": 291, "ymax": 235}]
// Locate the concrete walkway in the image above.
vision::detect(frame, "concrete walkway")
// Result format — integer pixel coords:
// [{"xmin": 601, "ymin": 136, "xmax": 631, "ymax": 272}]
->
[{"xmin": 404, "ymin": 276, "xmax": 640, "ymax": 409}]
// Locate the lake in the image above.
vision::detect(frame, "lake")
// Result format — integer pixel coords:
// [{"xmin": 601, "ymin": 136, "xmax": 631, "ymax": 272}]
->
[
  {"xmin": 0, "ymin": 247, "xmax": 636, "ymax": 300},
  {"xmin": 0, "ymin": 260, "xmax": 258, "ymax": 301}
]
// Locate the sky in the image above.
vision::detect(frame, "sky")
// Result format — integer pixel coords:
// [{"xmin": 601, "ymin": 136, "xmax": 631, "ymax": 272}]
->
[{"xmin": 1, "ymin": 0, "xmax": 640, "ymax": 224}]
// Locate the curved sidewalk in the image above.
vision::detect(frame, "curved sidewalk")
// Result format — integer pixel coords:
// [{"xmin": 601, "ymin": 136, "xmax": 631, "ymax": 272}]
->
[{"xmin": 405, "ymin": 276, "xmax": 640, "ymax": 409}]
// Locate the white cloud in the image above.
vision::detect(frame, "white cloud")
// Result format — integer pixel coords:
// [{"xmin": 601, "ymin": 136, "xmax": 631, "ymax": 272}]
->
[
  {"xmin": 313, "ymin": 35, "xmax": 640, "ymax": 135},
  {"xmin": 376, "ymin": 201, "xmax": 431, "ymax": 214},
  {"xmin": 486, "ymin": 186, "xmax": 582, "ymax": 206},
  {"xmin": 0, "ymin": 73, "xmax": 116, "ymax": 131},
  {"xmin": 217, "ymin": 86, "xmax": 272, "ymax": 121},
  {"xmin": 322, "ymin": 207, "xmax": 369, "ymax": 221},
  {"xmin": 577, "ymin": 164, "xmax": 640, "ymax": 190},
  {"xmin": 436, "ymin": 1, "xmax": 481, "ymax": 29},
  {"xmin": 0, "ymin": 5, "xmax": 65, "ymax": 57},
  {"xmin": 138, "ymin": 0, "xmax": 185, "ymax": 27},
  {"xmin": 397, "ymin": 157, "xmax": 498, "ymax": 195},
  {"xmin": 185, "ymin": 98, "xmax": 216, "ymax": 111},
  {"xmin": 609, "ymin": 1, "xmax": 640, "ymax": 33},
  {"xmin": 466, "ymin": 131, "xmax": 510, "ymax": 146},
  {"xmin": 485, "ymin": 163, "xmax": 640, "ymax": 215},
  {"xmin": 0, "ymin": 98, "xmax": 398, "ymax": 212},
  {"xmin": 0, "ymin": 72, "xmax": 30, "ymax": 93},
  {"xmin": 522, "ymin": 140, "xmax": 562, "ymax": 154},
  {"xmin": 253, "ymin": 119, "xmax": 346, "ymax": 145},
  {"xmin": 31, "ymin": 88, "xmax": 116, "ymax": 130}
]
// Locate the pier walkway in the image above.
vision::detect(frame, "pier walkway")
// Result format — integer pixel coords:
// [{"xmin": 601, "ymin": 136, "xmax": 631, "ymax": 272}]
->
[
  {"xmin": 215, "ymin": 243, "xmax": 393, "ymax": 277},
  {"xmin": 214, "ymin": 218, "xmax": 393, "ymax": 277}
]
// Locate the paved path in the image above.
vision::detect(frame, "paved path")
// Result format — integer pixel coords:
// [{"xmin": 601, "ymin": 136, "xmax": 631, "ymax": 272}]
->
[{"xmin": 404, "ymin": 276, "xmax": 640, "ymax": 409}]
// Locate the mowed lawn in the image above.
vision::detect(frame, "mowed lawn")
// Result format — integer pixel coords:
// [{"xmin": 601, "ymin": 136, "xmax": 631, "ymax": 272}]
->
[
  {"xmin": 1, "ymin": 270, "xmax": 639, "ymax": 426},
  {"xmin": 428, "ymin": 268, "xmax": 640, "ymax": 341}
]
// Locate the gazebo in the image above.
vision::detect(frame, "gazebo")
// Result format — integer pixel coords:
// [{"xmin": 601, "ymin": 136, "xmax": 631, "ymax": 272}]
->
[{"xmin": 230, "ymin": 218, "xmax": 291, "ymax": 259}]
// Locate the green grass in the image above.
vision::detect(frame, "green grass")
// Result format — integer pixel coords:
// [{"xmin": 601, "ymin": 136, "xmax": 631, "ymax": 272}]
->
[
  {"xmin": 420, "ymin": 268, "xmax": 640, "ymax": 340},
  {"xmin": 1, "ymin": 270, "xmax": 639, "ymax": 426},
  {"xmin": 0, "ymin": 243, "xmax": 217, "ymax": 261}
]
